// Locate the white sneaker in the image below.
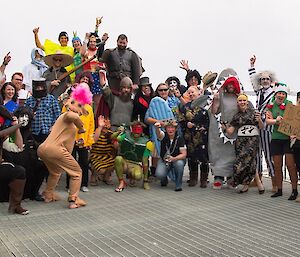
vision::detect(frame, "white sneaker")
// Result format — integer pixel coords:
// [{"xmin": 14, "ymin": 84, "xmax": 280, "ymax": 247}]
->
[{"xmin": 81, "ymin": 186, "xmax": 89, "ymax": 192}]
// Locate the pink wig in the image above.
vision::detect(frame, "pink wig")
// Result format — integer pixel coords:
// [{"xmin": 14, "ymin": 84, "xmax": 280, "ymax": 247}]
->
[{"xmin": 71, "ymin": 85, "xmax": 93, "ymax": 105}]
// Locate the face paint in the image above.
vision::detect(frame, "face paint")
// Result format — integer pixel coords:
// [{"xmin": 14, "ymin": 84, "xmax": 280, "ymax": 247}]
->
[
  {"xmin": 169, "ymin": 80, "xmax": 178, "ymax": 87},
  {"xmin": 18, "ymin": 114, "xmax": 29, "ymax": 127},
  {"xmin": 131, "ymin": 125, "xmax": 143, "ymax": 134}
]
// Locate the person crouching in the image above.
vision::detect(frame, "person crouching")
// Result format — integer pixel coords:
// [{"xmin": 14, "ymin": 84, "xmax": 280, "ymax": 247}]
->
[{"xmin": 154, "ymin": 119, "xmax": 187, "ymax": 191}]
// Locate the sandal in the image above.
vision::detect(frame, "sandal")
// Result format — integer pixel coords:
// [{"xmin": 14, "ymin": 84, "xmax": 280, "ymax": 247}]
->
[
  {"xmin": 115, "ymin": 187, "xmax": 125, "ymax": 192},
  {"xmin": 115, "ymin": 180, "xmax": 127, "ymax": 192}
]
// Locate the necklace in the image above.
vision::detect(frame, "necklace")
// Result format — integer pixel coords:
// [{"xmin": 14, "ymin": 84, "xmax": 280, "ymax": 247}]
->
[
  {"xmin": 165, "ymin": 136, "xmax": 179, "ymax": 157},
  {"xmin": 53, "ymin": 68, "xmax": 60, "ymax": 80}
]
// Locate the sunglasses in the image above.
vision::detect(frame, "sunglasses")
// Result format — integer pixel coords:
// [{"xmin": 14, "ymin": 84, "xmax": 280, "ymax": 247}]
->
[
  {"xmin": 53, "ymin": 58, "xmax": 63, "ymax": 62},
  {"xmin": 157, "ymin": 88, "xmax": 169, "ymax": 92}
]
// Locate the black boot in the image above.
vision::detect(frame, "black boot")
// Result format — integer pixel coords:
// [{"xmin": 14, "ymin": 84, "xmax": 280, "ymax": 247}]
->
[
  {"xmin": 288, "ymin": 189, "xmax": 298, "ymax": 200},
  {"xmin": 161, "ymin": 177, "xmax": 168, "ymax": 186},
  {"xmin": 150, "ymin": 166, "xmax": 156, "ymax": 177},
  {"xmin": 188, "ymin": 170, "xmax": 198, "ymax": 187},
  {"xmin": 271, "ymin": 189, "xmax": 283, "ymax": 198}
]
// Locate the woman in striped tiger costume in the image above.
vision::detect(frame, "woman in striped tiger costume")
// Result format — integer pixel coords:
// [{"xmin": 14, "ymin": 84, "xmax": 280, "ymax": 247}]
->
[{"xmin": 90, "ymin": 116, "xmax": 121, "ymax": 185}]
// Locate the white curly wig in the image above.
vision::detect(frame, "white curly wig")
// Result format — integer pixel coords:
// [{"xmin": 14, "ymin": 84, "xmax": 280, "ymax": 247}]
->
[
  {"xmin": 252, "ymin": 70, "xmax": 277, "ymax": 90},
  {"xmin": 252, "ymin": 70, "xmax": 277, "ymax": 91}
]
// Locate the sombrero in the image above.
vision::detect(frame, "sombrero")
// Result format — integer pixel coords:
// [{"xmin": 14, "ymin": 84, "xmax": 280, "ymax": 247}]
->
[{"xmin": 44, "ymin": 51, "xmax": 73, "ymax": 67}]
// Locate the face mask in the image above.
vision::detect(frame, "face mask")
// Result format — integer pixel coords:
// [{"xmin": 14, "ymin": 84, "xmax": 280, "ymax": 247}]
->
[{"xmin": 33, "ymin": 89, "xmax": 47, "ymax": 99}]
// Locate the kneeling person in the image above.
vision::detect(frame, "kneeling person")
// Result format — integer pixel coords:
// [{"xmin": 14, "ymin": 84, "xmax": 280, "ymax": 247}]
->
[{"xmin": 114, "ymin": 121, "xmax": 153, "ymax": 192}]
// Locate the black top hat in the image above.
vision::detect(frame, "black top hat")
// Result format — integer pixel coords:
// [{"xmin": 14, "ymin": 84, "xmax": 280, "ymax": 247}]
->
[{"xmin": 139, "ymin": 77, "xmax": 152, "ymax": 86}]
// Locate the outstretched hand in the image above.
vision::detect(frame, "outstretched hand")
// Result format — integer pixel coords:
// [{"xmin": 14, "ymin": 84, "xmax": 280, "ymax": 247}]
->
[
  {"xmin": 96, "ymin": 16, "xmax": 103, "ymax": 27},
  {"xmin": 250, "ymin": 55, "xmax": 256, "ymax": 67},
  {"xmin": 179, "ymin": 60, "xmax": 189, "ymax": 71},
  {"xmin": 3, "ymin": 52, "xmax": 11, "ymax": 65}
]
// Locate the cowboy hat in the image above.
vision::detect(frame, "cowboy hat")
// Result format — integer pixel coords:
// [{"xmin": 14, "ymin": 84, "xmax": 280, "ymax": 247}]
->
[
  {"xmin": 44, "ymin": 51, "xmax": 73, "ymax": 67},
  {"xmin": 202, "ymin": 71, "xmax": 218, "ymax": 88}
]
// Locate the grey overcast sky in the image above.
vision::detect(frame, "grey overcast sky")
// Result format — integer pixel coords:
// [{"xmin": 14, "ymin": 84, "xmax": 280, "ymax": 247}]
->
[{"xmin": 1, "ymin": 0, "xmax": 300, "ymax": 91}]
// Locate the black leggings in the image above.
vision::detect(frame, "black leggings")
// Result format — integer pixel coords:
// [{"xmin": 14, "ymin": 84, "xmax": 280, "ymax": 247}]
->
[{"xmin": 0, "ymin": 163, "xmax": 26, "ymax": 182}]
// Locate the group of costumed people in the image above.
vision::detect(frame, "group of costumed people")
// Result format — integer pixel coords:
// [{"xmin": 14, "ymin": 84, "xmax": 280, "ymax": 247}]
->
[{"xmin": 1, "ymin": 17, "xmax": 300, "ymax": 215}]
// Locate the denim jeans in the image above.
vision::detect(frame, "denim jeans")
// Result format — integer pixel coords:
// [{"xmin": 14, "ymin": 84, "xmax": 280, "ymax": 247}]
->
[{"xmin": 156, "ymin": 158, "xmax": 185, "ymax": 189}]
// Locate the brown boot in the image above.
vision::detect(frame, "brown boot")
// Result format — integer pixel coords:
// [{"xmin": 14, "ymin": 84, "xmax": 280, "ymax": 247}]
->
[
  {"xmin": 199, "ymin": 163, "xmax": 209, "ymax": 188},
  {"xmin": 8, "ymin": 179, "xmax": 29, "ymax": 215},
  {"xmin": 200, "ymin": 171, "xmax": 208, "ymax": 188},
  {"xmin": 188, "ymin": 170, "xmax": 198, "ymax": 187}
]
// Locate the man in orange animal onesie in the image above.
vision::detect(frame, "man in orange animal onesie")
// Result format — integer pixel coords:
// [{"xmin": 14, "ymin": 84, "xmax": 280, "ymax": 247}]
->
[{"xmin": 37, "ymin": 85, "xmax": 93, "ymax": 209}]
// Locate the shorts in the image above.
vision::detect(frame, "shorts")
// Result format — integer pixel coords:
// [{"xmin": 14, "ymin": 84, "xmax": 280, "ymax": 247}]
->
[{"xmin": 270, "ymin": 139, "xmax": 293, "ymax": 156}]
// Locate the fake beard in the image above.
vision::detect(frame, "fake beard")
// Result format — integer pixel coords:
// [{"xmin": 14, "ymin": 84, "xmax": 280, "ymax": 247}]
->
[
  {"xmin": 119, "ymin": 92, "xmax": 131, "ymax": 102},
  {"xmin": 33, "ymin": 89, "xmax": 47, "ymax": 99}
]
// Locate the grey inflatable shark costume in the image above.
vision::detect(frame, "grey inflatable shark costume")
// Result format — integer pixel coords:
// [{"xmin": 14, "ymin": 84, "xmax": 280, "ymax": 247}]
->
[{"xmin": 208, "ymin": 68, "xmax": 247, "ymax": 179}]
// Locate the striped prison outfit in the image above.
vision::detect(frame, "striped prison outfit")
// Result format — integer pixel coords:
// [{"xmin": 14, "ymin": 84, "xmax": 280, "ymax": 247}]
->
[{"xmin": 248, "ymin": 67, "xmax": 275, "ymax": 176}]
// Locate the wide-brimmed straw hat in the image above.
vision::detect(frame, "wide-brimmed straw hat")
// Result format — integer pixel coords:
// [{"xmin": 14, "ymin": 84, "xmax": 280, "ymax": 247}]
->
[{"xmin": 44, "ymin": 51, "xmax": 73, "ymax": 67}]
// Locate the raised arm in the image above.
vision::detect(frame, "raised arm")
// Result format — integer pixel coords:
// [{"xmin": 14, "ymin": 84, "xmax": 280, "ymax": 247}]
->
[
  {"xmin": 248, "ymin": 55, "xmax": 258, "ymax": 91},
  {"xmin": 93, "ymin": 115, "xmax": 105, "ymax": 141},
  {"xmin": 154, "ymin": 122, "xmax": 164, "ymax": 140},
  {"xmin": 0, "ymin": 52, "xmax": 11, "ymax": 78},
  {"xmin": 99, "ymin": 70, "xmax": 114, "ymax": 110},
  {"xmin": 33, "ymin": 27, "xmax": 45, "ymax": 51},
  {"xmin": 179, "ymin": 60, "xmax": 190, "ymax": 72}
]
